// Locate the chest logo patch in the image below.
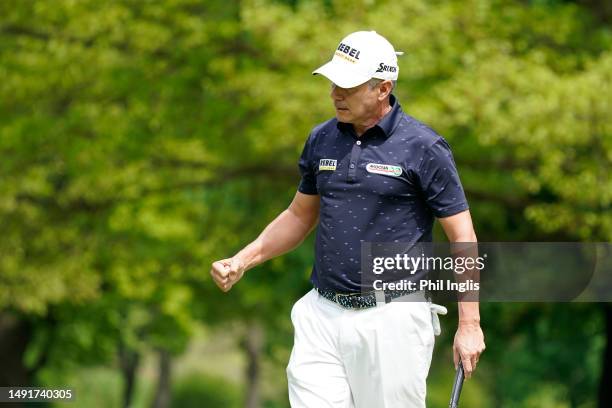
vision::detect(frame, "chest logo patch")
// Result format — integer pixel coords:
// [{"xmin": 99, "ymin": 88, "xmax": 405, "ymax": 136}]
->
[
  {"xmin": 366, "ymin": 163, "xmax": 403, "ymax": 177},
  {"xmin": 319, "ymin": 159, "xmax": 337, "ymax": 171}
]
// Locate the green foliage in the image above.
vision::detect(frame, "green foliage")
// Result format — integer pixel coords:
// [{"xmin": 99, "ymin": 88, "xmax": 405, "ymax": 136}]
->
[
  {"xmin": 479, "ymin": 303, "xmax": 604, "ymax": 406},
  {"xmin": 40, "ymin": 366, "xmax": 123, "ymax": 408},
  {"xmin": 0, "ymin": 0, "xmax": 610, "ymax": 406},
  {"xmin": 170, "ymin": 373, "xmax": 242, "ymax": 408}
]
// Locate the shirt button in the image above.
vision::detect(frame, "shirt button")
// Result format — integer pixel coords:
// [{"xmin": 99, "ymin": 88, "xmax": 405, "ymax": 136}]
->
[
  {"xmin": 349, "ymin": 163, "xmax": 355, "ymax": 169},
  {"xmin": 356, "ymin": 140, "xmax": 362, "ymax": 145}
]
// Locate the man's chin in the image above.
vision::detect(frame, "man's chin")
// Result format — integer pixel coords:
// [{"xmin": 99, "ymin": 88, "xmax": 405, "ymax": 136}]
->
[{"xmin": 335, "ymin": 110, "xmax": 351, "ymax": 122}]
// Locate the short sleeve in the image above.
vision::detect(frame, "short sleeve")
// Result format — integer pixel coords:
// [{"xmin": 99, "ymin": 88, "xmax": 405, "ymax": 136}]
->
[
  {"xmin": 297, "ymin": 133, "xmax": 318, "ymax": 195},
  {"xmin": 417, "ymin": 138, "xmax": 469, "ymax": 218}
]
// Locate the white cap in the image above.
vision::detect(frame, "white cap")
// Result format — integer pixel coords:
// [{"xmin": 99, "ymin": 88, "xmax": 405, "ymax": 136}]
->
[{"xmin": 313, "ymin": 31, "xmax": 400, "ymax": 88}]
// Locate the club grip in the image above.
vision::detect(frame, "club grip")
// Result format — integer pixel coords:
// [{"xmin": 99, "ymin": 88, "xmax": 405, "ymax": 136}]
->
[{"xmin": 449, "ymin": 362, "xmax": 464, "ymax": 408}]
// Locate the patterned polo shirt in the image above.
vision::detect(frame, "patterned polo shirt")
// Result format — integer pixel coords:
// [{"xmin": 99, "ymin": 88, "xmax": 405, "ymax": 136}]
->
[{"xmin": 298, "ymin": 95, "xmax": 469, "ymax": 292}]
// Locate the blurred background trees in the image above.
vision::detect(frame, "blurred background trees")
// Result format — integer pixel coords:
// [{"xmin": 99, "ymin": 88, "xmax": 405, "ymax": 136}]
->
[{"xmin": 0, "ymin": 0, "xmax": 610, "ymax": 407}]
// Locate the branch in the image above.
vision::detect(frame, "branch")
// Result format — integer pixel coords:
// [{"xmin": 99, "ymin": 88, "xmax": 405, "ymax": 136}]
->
[
  {"xmin": 14, "ymin": 164, "xmax": 300, "ymax": 213},
  {"xmin": 0, "ymin": 24, "xmax": 171, "ymax": 59}
]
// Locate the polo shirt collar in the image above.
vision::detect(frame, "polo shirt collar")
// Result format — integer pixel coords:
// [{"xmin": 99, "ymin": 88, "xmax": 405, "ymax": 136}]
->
[{"xmin": 336, "ymin": 94, "xmax": 403, "ymax": 138}]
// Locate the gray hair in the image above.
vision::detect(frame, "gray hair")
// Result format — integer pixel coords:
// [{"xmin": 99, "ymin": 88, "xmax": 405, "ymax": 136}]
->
[{"xmin": 367, "ymin": 78, "xmax": 396, "ymax": 91}]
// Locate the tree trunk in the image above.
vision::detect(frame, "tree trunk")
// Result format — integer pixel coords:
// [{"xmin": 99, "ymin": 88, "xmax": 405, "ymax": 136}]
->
[
  {"xmin": 244, "ymin": 322, "xmax": 264, "ymax": 408},
  {"xmin": 0, "ymin": 313, "xmax": 31, "ymax": 386},
  {"xmin": 119, "ymin": 343, "xmax": 140, "ymax": 408},
  {"xmin": 151, "ymin": 349, "xmax": 172, "ymax": 408},
  {"xmin": 599, "ymin": 303, "xmax": 612, "ymax": 408}
]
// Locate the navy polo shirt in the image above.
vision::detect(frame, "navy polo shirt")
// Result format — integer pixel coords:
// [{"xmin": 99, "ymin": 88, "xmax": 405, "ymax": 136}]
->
[{"xmin": 298, "ymin": 95, "xmax": 469, "ymax": 292}]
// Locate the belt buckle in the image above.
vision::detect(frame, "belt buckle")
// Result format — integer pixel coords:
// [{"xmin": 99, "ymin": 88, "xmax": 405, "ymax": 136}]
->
[{"xmin": 375, "ymin": 290, "xmax": 386, "ymax": 305}]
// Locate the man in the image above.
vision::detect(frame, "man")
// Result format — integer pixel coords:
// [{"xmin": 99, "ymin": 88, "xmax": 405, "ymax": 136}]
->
[{"xmin": 211, "ymin": 31, "xmax": 485, "ymax": 407}]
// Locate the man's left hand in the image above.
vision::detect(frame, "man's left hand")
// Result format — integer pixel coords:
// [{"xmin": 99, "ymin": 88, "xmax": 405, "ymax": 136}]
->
[{"xmin": 453, "ymin": 321, "xmax": 485, "ymax": 379}]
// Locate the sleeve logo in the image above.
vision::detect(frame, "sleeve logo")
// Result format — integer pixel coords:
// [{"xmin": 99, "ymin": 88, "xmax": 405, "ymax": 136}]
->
[
  {"xmin": 366, "ymin": 163, "xmax": 403, "ymax": 177},
  {"xmin": 319, "ymin": 159, "xmax": 337, "ymax": 171}
]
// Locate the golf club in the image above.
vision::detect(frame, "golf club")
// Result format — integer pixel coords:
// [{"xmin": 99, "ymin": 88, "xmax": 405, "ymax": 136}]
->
[{"xmin": 449, "ymin": 361, "xmax": 465, "ymax": 408}]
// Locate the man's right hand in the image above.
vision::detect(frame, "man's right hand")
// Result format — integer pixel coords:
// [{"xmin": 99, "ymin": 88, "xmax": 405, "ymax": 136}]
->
[
  {"xmin": 210, "ymin": 257, "xmax": 245, "ymax": 292},
  {"xmin": 210, "ymin": 192, "xmax": 319, "ymax": 293}
]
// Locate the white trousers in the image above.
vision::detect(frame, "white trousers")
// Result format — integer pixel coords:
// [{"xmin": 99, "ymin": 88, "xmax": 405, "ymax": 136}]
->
[{"xmin": 287, "ymin": 289, "xmax": 443, "ymax": 408}]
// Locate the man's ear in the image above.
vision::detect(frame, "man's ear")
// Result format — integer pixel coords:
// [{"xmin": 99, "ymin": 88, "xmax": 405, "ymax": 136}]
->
[{"xmin": 378, "ymin": 80, "xmax": 393, "ymax": 100}]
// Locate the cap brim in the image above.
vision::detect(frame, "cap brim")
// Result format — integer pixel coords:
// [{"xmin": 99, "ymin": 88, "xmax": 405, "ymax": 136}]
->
[{"xmin": 312, "ymin": 60, "xmax": 371, "ymax": 88}]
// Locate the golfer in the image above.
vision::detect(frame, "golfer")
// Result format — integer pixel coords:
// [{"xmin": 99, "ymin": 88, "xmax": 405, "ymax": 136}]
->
[{"xmin": 211, "ymin": 30, "xmax": 485, "ymax": 408}]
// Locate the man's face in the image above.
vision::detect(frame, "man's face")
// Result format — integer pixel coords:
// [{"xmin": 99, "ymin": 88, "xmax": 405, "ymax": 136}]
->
[{"xmin": 330, "ymin": 81, "xmax": 381, "ymax": 125}]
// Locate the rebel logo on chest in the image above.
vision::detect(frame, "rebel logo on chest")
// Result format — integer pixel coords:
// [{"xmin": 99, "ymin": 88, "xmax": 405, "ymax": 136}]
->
[{"xmin": 319, "ymin": 159, "xmax": 337, "ymax": 171}]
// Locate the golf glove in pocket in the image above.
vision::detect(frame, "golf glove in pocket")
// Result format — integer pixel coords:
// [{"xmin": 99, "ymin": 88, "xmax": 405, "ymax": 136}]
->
[{"xmin": 429, "ymin": 303, "xmax": 447, "ymax": 336}]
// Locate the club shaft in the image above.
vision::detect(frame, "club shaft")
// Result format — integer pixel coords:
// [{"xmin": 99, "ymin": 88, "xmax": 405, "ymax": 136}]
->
[{"xmin": 449, "ymin": 363, "xmax": 464, "ymax": 408}]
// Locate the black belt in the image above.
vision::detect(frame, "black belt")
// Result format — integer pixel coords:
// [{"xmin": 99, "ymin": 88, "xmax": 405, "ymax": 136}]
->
[{"xmin": 314, "ymin": 287, "xmax": 419, "ymax": 309}]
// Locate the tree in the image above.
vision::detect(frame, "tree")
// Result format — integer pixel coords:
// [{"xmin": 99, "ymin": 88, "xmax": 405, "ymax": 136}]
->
[{"xmin": 0, "ymin": 0, "xmax": 609, "ymax": 407}]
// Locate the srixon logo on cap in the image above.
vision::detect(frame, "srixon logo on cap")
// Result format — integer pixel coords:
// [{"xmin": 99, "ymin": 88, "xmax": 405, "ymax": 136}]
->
[
  {"xmin": 376, "ymin": 63, "xmax": 397, "ymax": 73},
  {"xmin": 336, "ymin": 42, "xmax": 361, "ymax": 60}
]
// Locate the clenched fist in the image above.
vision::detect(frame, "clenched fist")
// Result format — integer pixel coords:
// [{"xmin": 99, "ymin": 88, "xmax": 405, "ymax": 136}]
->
[{"xmin": 210, "ymin": 257, "xmax": 245, "ymax": 292}]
